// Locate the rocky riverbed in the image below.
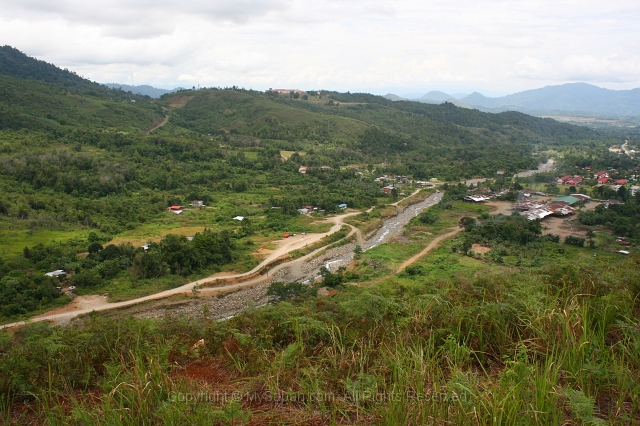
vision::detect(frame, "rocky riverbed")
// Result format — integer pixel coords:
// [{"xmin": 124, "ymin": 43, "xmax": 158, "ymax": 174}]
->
[{"xmin": 133, "ymin": 193, "xmax": 444, "ymax": 322}]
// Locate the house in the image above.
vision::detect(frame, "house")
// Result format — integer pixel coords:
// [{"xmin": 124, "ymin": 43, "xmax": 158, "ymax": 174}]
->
[
  {"xmin": 232, "ymin": 216, "xmax": 245, "ymax": 221},
  {"xmin": 570, "ymin": 194, "xmax": 591, "ymax": 202},
  {"xmin": 270, "ymin": 89, "xmax": 306, "ymax": 94},
  {"xmin": 190, "ymin": 200, "xmax": 205, "ymax": 207},
  {"xmin": 630, "ymin": 185, "xmax": 640, "ymax": 197},
  {"xmin": 597, "ymin": 177, "xmax": 610, "ymax": 184},
  {"xmin": 552, "ymin": 196, "xmax": 581, "ymax": 205},
  {"xmin": 615, "ymin": 179, "xmax": 628, "ymax": 185},
  {"xmin": 594, "ymin": 171, "xmax": 609, "ymax": 179},
  {"xmin": 496, "ymin": 170, "xmax": 505, "ymax": 182},
  {"xmin": 557, "ymin": 175, "xmax": 573, "ymax": 184},
  {"xmin": 297, "ymin": 208, "xmax": 310, "ymax": 214},
  {"xmin": 522, "ymin": 208, "xmax": 554, "ymax": 221},
  {"xmin": 45, "ymin": 270, "xmax": 66, "ymax": 277},
  {"xmin": 382, "ymin": 185, "xmax": 395, "ymax": 194},
  {"xmin": 298, "ymin": 167, "xmax": 308, "ymax": 174},
  {"xmin": 565, "ymin": 176, "xmax": 583, "ymax": 186},
  {"xmin": 584, "ymin": 167, "xmax": 591, "ymax": 171},
  {"xmin": 338, "ymin": 203, "xmax": 347, "ymax": 209},
  {"xmin": 168, "ymin": 205, "xmax": 183, "ymax": 211},
  {"xmin": 463, "ymin": 195, "xmax": 490, "ymax": 203},
  {"xmin": 514, "ymin": 200, "xmax": 546, "ymax": 211},
  {"xmin": 319, "ymin": 166, "xmax": 331, "ymax": 171}
]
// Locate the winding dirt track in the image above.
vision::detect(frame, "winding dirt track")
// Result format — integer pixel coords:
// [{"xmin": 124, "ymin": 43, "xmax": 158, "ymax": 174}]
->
[
  {"xmin": 0, "ymin": 211, "xmax": 364, "ymax": 329},
  {"xmin": 396, "ymin": 227, "xmax": 463, "ymax": 273},
  {"xmin": 145, "ymin": 115, "xmax": 169, "ymax": 134},
  {"xmin": 1, "ymin": 190, "xmax": 446, "ymax": 330}
]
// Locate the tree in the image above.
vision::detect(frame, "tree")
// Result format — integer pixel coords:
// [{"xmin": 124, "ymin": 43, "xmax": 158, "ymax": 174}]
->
[
  {"xmin": 267, "ymin": 282, "xmax": 308, "ymax": 302},
  {"xmin": 545, "ymin": 184, "xmax": 560, "ymax": 194},
  {"xmin": 88, "ymin": 242, "xmax": 103, "ymax": 254},
  {"xmin": 459, "ymin": 217, "xmax": 476, "ymax": 231}
]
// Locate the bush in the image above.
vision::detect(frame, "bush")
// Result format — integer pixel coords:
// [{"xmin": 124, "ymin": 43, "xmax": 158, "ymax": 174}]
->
[
  {"xmin": 564, "ymin": 235, "xmax": 585, "ymax": 247},
  {"xmin": 267, "ymin": 282, "xmax": 310, "ymax": 303}
]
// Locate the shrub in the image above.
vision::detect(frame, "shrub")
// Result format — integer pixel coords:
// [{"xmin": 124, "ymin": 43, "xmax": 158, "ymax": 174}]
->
[{"xmin": 564, "ymin": 235, "xmax": 585, "ymax": 247}]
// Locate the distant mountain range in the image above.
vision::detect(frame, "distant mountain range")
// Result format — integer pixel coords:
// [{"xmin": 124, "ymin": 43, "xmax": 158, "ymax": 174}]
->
[
  {"xmin": 385, "ymin": 83, "xmax": 640, "ymax": 118},
  {"xmin": 104, "ymin": 83, "xmax": 181, "ymax": 98}
]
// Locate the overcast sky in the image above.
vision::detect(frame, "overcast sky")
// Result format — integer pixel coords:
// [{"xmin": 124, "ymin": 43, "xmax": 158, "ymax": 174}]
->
[{"xmin": 1, "ymin": 0, "xmax": 639, "ymax": 96}]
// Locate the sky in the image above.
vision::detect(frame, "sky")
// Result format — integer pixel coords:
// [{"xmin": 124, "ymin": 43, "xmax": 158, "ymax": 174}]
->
[{"xmin": 1, "ymin": 0, "xmax": 640, "ymax": 97}]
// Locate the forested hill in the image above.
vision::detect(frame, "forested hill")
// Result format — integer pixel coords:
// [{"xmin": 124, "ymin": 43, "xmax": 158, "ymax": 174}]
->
[
  {"xmin": 0, "ymin": 46, "xmax": 146, "ymax": 101},
  {"xmin": 0, "ymin": 45, "xmax": 600, "ymax": 174},
  {"xmin": 161, "ymin": 88, "xmax": 597, "ymax": 179},
  {"xmin": 315, "ymin": 90, "xmax": 595, "ymax": 139}
]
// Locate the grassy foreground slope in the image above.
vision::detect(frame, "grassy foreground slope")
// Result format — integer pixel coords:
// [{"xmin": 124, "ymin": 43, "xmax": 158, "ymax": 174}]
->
[{"xmin": 2, "ymin": 218, "xmax": 638, "ymax": 424}]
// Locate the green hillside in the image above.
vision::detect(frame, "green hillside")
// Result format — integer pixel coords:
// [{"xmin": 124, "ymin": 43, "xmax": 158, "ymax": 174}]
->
[
  {"xmin": 0, "ymin": 49, "xmax": 608, "ymax": 320},
  {"xmin": 0, "ymin": 75, "xmax": 164, "ymax": 132},
  {"xmin": 0, "ymin": 45, "xmax": 148, "ymax": 101}
]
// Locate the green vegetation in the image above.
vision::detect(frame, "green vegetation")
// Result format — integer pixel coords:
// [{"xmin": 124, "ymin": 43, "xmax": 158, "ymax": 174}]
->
[
  {"xmin": 2, "ymin": 251, "xmax": 638, "ymax": 424},
  {"xmin": 1, "ymin": 46, "xmax": 639, "ymax": 424},
  {"xmin": 579, "ymin": 195, "xmax": 640, "ymax": 241}
]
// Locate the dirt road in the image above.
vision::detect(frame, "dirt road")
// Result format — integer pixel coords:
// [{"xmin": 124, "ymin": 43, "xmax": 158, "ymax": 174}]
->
[
  {"xmin": 144, "ymin": 95, "xmax": 194, "ymax": 134},
  {"xmin": 396, "ymin": 227, "xmax": 462, "ymax": 273},
  {"xmin": 0, "ymin": 209, "xmax": 373, "ymax": 329},
  {"xmin": 146, "ymin": 115, "xmax": 169, "ymax": 134}
]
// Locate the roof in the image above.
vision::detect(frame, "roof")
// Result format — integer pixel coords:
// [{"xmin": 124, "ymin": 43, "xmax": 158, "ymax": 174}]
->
[
  {"xmin": 464, "ymin": 195, "xmax": 490, "ymax": 202},
  {"xmin": 594, "ymin": 170, "xmax": 608, "ymax": 176},
  {"xmin": 232, "ymin": 216, "xmax": 245, "ymax": 221},
  {"xmin": 552, "ymin": 196, "xmax": 581, "ymax": 205},
  {"xmin": 570, "ymin": 194, "xmax": 591, "ymax": 201},
  {"xmin": 45, "ymin": 270, "xmax": 66, "ymax": 277}
]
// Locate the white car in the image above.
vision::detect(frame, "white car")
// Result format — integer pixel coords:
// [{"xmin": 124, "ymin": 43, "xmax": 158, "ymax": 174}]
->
[{"xmin": 68, "ymin": 286, "xmax": 77, "ymax": 291}]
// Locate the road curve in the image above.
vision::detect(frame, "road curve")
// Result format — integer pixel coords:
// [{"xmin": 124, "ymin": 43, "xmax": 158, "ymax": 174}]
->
[
  {"xmin": 396, "ymin": 227, "xmax": 463, "ymax": 273},
  {"xmin": 0, "ymin": 194, "xmax": 425, "ymax": 330}
]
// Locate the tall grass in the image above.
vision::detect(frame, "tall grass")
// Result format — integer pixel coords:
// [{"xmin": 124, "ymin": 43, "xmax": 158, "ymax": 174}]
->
[{"xmin": 1, "ymin": 255, "xmax": 639, "ymax": 424}]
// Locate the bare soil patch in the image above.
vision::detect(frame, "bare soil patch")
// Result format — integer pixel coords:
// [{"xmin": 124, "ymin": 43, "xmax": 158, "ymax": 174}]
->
[
  {"xmin": 168, "ymin": 95, "xmax": 194, "ymax": 109},
  {"xmin": 472, "ymin": 244, "xmax": 491, "ymax": 254},
  {"xmin": 542, "ymin": 216, "xmax": 588, "ymax": 238},
  {"xmin": 34, "ymin": 295, "xmax": 108, "ymax": 318}
]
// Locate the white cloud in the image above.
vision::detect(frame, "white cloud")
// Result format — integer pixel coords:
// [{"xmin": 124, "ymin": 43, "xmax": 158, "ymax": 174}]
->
[
  {"xmin": 0, "ymin": 0, "xmax": 639, "ymax": 93},
  {"xmin": 513, "ymin": 53, "xmax": 640, "ymax": 84}
]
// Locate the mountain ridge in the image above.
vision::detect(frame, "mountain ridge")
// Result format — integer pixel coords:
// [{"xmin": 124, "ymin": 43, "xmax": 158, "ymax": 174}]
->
[{"xmin": 104, "ymin": 83, "xmax": 181, "ymax": 98}]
